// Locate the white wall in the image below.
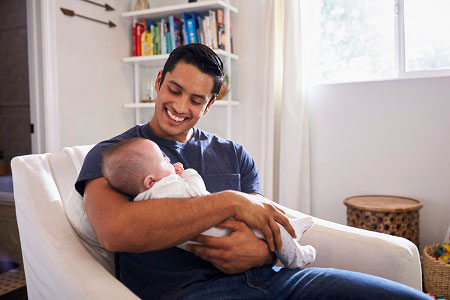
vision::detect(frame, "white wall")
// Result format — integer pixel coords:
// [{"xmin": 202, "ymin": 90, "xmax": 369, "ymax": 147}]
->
[
  {"xmin": 234, "ymin": 0, "xmax": 266, "ymax": 158},
  {"xmin": 310, "ymin": 77, "xmax": 450, "ymax": 248},
  {"xmin": 52, "ymin": 0, "xmax": 244, "ymax": 147},
  {"xmin": 233, "ymin": 1, "xmax": 449, "ymax": 248},
  {"xmin": 47, "ymin": 0, "xmax": 448, "ymax": 248},
  {"xmin": 54, "ymin": 0, "xmax": 135, "ymax": 147}
]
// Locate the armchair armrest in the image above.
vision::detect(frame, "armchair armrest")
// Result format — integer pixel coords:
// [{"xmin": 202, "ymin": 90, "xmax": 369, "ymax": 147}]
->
[
  {"xmin": 12, "ymin": 155, "xmax": 139, "ymax": 299},
  {"xmin": 277, "ymin": 204, "xmax": 422, "ymax": 290}
]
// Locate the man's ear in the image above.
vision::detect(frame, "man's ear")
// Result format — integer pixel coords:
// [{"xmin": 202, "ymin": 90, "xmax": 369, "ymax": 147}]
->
[
  {"xmin": 143, "ymin": 174, "xmax": 155, "ymax": 189},
  {"xmin": 155, "ymin": 70, "xmax": 163, "ymax": 92},
  {"xmin": 203, "ymin": 98, "xmax": 215, "ymax": 115}
]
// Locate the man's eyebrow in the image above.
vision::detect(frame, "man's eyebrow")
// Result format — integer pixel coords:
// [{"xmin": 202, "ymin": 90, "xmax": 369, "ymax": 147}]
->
[{"xmin": 168, "ymin": 80, "xmax": 207, "ymax": 101}]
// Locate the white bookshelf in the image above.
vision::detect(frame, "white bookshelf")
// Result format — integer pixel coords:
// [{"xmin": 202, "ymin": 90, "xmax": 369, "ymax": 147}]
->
[
  {"xmin": 122, "ymin": 0, "xmax": 238, "ymax": 139},
  {"xmin": 123, "ymin": 49, "xmax": 238, "ymax": 67},
  {"xmin": 121, "ymin": 0, "xmax": 238, "ymax": 19}
]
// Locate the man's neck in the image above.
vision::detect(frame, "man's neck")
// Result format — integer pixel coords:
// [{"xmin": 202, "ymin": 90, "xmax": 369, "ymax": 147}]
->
[{"xmin": 147, "ymin": 121, "xmax": 194, "ymax": 143}]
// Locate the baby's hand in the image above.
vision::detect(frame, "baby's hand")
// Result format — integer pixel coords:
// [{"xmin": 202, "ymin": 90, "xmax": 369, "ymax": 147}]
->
[{"xmin": 173, "ymin": 162, "xmax": 184, "ymax": 175}]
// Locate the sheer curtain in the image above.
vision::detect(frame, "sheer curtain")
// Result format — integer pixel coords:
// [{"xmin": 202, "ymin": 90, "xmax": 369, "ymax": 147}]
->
[{"xmin": 260, "ymin": 0, "xmax": 311, "ymax": 213}]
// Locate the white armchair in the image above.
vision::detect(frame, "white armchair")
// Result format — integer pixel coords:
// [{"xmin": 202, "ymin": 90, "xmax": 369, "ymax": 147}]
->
[{"xmin": 11, "ymin": 145, "xmax": 422, "ymax": 299}]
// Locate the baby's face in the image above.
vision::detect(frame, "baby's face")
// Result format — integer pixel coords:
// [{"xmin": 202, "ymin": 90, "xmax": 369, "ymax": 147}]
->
[{"xmin": 153, "ymin": 148, "xmax": 176, "ymax": 180}]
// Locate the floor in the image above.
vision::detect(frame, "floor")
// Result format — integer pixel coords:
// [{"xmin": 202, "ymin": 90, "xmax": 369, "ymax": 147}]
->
[{"xmin": 0, "ymin": 267, "xmax": 26, "ymax": 299}]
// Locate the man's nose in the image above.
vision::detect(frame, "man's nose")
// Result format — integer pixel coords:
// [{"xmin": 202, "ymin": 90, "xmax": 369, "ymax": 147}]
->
[{"xmin": 172, "ymin": 96, "xmax": 189, "ymax": 114}]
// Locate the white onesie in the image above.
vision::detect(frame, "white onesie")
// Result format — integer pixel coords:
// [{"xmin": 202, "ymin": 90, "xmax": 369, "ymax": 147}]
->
[{"xmin": 134, "ymin": 169, "xmax": 316, "ymax": 268}]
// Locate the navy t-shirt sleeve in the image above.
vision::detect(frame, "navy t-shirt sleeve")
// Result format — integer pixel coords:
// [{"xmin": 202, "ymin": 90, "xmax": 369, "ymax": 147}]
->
[
  {"xmin": 75, "ymin": 125, "xmax": 143, "ymax": 196},
  {"xmin": 75, "ymin": 142, "xmax": 113, "ymax": 196},
  {"xmin": 236, "ymin": 144, "xmax": 261, "ymax": 195}
]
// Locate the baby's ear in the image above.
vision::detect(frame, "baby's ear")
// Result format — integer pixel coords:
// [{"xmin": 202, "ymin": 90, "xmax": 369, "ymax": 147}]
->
[{"xmin": 143, "ymin": 175, "xmax": 155, "ymax": 189}]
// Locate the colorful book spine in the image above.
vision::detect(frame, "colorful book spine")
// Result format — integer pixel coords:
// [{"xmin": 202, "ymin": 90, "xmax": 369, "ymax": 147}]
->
[
  {"xmin": 156, "ymin": 22, "xmax": 162, "ymax": 55},
  {"xmin": 169, "ymin": 15, "xmax": 177, "ymax": 50},
  {"xmin": 133, "ymin": 21, "xmax": 137, "ymax": 56},
  {"xmin": 173, "ymin": 16, "xmax": 184, "ymax": 48},
  {"xmin": 209, "ymin": 10, "xmax": 218, "ymax": 49},
  {"xmin": 166, "ymin": 22, "xmax": 172, "ymax": 52},
  {"xmin": 150, "ymin": 23, "xmax": 157, "ymax": 55},
  {"xmin": 182, "ymin": 26, "xmax": 188, "ymax": 47},
  {"xmin": 131, "ymin": 9, "xmax": 233, "ymax": 55},
  {"xmin": 192, "ymin": 12, "xmax": 203, "ymax": 44},
  {"xmin": 141, "ymin": 30, "xmax": 152, "ymax": 56},
  {"xmin": 202, "ymin": 16, "xmax": 212, "ymax": 48},
  {"xmin": 230, "ymin": 14, "xmax": 233, "ymax": 53},
  {"xmin": 182, "ymin": 13, "xmax": 191, "ymax": 44},
  {"xmin": 217, "ymin": 9, "xmax": 225, "ymax": 50},
  {"xmin": 160, "ymin": 19, "xmax": 167, "ymax": 54},
  {"xmin": 187, "ymin": 17, "xmax": 197, "ymax": 43},
  {"xmin": 134, "ymin": 22, "xmax": 145, "ymax": 56}
]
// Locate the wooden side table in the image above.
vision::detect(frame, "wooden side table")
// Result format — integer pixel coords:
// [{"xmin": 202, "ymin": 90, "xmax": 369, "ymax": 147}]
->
[{"xmin": 344, "ymin": 195, "xmax": 423, "ymax": 248}]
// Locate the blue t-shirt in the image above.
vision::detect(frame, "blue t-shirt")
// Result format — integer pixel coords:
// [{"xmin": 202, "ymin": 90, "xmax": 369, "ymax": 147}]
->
[{"xmin": 75, "ymin": 124, "xmax": 261, "ymax": 299}]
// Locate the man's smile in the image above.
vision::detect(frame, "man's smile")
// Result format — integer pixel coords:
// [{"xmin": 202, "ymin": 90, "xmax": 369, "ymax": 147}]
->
[{"xmin": 165, "ymin": 107, "xmax": 187, "ymax": 123}]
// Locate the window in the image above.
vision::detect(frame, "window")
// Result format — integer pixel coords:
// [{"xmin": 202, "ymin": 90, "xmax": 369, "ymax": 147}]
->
[
  {"xmin": 306, "ymin": 0, "xmax": 450, "ymax": 83},
  {"xmin": 404, "ymin": 0, "xmax": 450, "ymax": 72}
]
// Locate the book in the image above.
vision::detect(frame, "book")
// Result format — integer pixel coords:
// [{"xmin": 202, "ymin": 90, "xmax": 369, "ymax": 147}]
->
[
  {"xmin": 156, "ymin": 22, "xmax": 161, "ymax": 54},
  {"xmin": 202, "ymin": 16, "xmax": 212, "ymax": 48},
  {"xmin": 182, "ymin": 26, "xmax": 187, "ymax": 47},
  {"xmin": 209, "ymin": 10, "xmax": 218, "ymax": 49},
  {"xmin": 173, "ymin": 16, "xmax": 184, "ymax": 48},
  {"xmin": 169, "ymin": 15, "xmax": 183, "ymax": 49},
  {"xmin": 230, "ymin": 14, "xmax": 233, "ymax": 53},
  {"xmin": 169, "ymin": 15, "xmax": 176, "ymax": 50},
  {"xmin": 134, "ymin": 21, "xmax": 145, "ymax": 56},
  {"xmin": 187, "ymin": 16, "xmax": 197, "ymax": 43},
  {"xmin": 141, "ymin": 28, "xmax": 152, "ymax": 56},
  {"xmin": 160, "ymin": 19, "xmax": 167, "ymax": 54},
  {"xmin": 192, "ymin": 12, "xmax": 203, "ymax": 44},
  {"xmin": 132, "ymin": 21, "xmax": 137, "ymax": 56},
  {"xmin": 143, "ymin": 20, "xmax": 154, "ymax": 56},
  {"xmin": 217, "ymin": 9, "xmax": 225, "ymax": 50},
  {"xmin": 165, "ymin": 21, "xmax": 172, "ymax": 52},
  {"xmin": 182, "ymin": 13, "xmax": 192, "ymax": 44},
  {"xmin": 151, "ymin": 23, "xmax": 158, "ymax": 55}
]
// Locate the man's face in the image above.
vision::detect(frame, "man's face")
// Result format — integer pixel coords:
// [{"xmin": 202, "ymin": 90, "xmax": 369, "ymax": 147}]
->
[{"xmin": 149, "ymin": 62, "xmax": 215, "ymax": 142}]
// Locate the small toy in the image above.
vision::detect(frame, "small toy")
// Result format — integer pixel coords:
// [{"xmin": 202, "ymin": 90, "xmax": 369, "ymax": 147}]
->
[
  {"xmin": 426, "ymin": 292, "xmax": 448, "ymax": 300},
  {"xmin": 433, "ymin": 244, "xmax": 449, "ymax": 262}
]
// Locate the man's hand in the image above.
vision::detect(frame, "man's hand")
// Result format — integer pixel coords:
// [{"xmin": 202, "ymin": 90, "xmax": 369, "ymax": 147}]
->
[
  {"xmin": 188, "ymin": 219, "xmax": 274, "ymax": 274},
  {"xmin": 230, "ymin": 192, "xmax": 296, "ymax": 252},
  {"xmin": 173, "ymin": 162, "xmax": 184, "ymax": 175}
]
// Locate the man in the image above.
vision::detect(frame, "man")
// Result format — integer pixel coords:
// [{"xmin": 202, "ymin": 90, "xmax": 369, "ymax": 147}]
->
[{"xmin": 76, "ymin": 44, "xmax": 430, "ymax": 299}]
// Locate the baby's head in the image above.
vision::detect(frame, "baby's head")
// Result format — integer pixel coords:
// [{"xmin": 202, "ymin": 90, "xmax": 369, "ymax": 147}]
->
[{"xmin": 102, "ymin": 138, "xmax": 175, "ymax": 196}]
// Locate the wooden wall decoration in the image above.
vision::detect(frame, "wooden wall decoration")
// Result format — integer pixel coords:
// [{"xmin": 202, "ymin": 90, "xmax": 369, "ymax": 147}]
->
[{"xmin": 60, "ymin": 0, "xmax": 115, "ymax": 28}]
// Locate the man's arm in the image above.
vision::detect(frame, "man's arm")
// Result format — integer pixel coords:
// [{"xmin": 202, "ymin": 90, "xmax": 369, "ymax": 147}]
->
[
  {"xmin": 186, "ymin": 193, "xmax": 286, "ymax": 274},
  {"xmin": 84, "ymin": 177, "xmax": 294, "ymax": 253}
]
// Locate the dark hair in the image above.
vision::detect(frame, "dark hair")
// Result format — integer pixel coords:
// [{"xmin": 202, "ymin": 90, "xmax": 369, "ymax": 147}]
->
[{"xmin": 161, "ymin": 44, "xmax": 224, "ymax": 101}]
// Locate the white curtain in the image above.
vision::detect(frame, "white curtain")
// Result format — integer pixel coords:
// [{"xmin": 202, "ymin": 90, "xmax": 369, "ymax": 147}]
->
[{"xmin": 260, "ymin": 0, "xmax": 311, "ymax": 213}]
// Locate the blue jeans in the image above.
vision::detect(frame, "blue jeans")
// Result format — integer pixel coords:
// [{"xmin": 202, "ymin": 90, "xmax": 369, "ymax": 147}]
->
[{"xmin": 181, "ymin": 267, "xmax": 431, "ymax": 300}]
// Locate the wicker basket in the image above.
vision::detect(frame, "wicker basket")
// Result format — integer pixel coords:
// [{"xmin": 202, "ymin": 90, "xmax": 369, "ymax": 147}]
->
[{"xmin": 422, "ymin": 244, "xmax": 450, "ymax": 298}]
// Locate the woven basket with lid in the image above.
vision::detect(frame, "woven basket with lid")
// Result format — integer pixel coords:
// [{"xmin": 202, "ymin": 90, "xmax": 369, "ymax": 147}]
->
[{"xmin": 344, "ymin": 195, "xmax": 423, "ymax": 248}]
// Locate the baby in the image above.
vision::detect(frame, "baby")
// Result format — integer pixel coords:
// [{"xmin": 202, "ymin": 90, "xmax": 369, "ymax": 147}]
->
[{"xmin": 101, "ymin": 138, "xmax": 316, "ymax": 268}]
